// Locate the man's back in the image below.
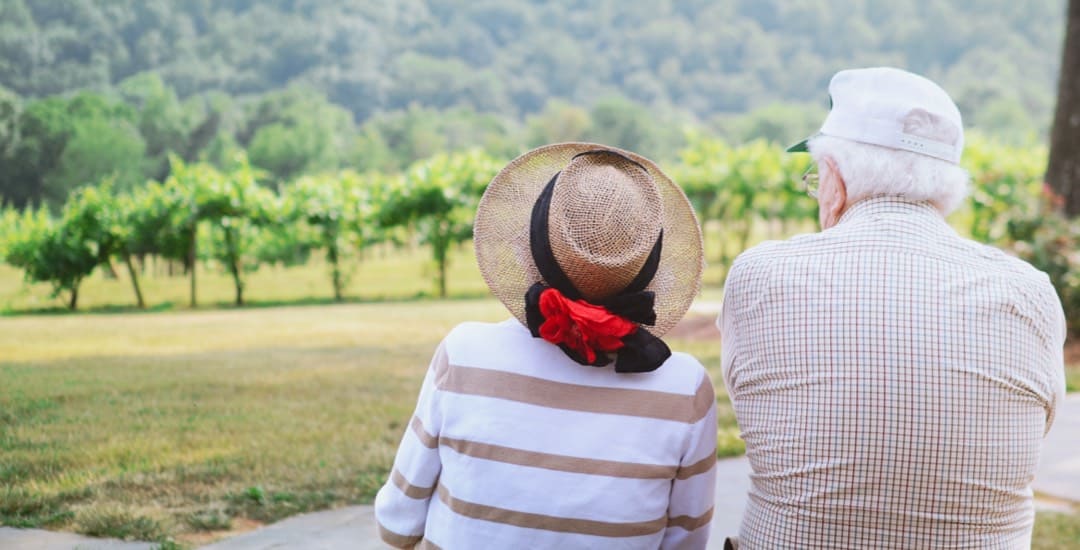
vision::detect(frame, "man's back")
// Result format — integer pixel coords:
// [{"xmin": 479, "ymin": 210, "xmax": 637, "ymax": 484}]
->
[{"xmin": 721, "ymin": 198, "xmax": 1067, "ymax": 549}]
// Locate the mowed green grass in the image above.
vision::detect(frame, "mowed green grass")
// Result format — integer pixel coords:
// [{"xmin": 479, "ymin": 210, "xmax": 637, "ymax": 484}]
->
[
  {"xmin": 0, "ymin": 299, "xmax": 498, "ymax": 543},
  {"xmin": 0, "ymin": 296, "xmax": 737, "ymax": 545},
  {"xmin": 4, "ymin": 304, "xmax": 1079, "ymax": 548},
  {"xmin": 2, "ymin": 235, "xmax": 1079, "ymax": 546}
]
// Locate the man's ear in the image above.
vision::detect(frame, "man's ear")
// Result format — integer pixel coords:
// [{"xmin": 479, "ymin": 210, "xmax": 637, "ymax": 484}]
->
[{"xmin": 823, "ymin": 156, "xmax": 847, "ymax": 218}]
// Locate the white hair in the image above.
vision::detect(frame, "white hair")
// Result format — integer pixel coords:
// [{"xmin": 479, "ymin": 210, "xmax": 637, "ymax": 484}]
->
[{"xmin": 808, "ymin": 117, "xmax": 970, "ymax": 215}]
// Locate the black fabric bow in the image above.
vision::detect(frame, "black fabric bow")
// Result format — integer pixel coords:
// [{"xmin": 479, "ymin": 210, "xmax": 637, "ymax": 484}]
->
[{"xmin": 523, "ymin": 153, "xmax": 671, "ymax": 373}]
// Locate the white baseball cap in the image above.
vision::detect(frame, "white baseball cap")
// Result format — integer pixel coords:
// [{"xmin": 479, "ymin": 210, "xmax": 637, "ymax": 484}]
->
[{"xmin": 788, "ymin": 67, "xmax": 964, "ymax": 164}]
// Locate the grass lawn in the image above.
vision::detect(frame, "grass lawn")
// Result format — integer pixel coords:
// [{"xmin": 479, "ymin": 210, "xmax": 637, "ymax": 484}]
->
[
  {"xmin": 3, "ymin": 301, "xmax": 1078, "ymax": 548},
  {"xmin": 1, "ymin": 237, "xmax": 1078, "ymax": 547},
  {"xmin": 0, "ymin": 297, "xmax": 737, "ymax": 546}
]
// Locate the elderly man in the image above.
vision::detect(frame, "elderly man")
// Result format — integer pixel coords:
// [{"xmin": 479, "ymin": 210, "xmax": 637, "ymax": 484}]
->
[{"xmin": 719, "ymin": 67, "xmax": 1067, "ymax": 549}]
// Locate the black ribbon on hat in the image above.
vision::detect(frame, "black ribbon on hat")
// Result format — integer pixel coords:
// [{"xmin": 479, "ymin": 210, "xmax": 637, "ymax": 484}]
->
[{"xmin": 523, "ymin": 151, "xmax": 671, "ymax": 373}]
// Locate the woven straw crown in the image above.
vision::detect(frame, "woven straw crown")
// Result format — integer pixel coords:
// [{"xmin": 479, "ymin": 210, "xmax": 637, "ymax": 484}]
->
[{"xmin": 474, "ymin": 143, "xmax": 703, "ymax": 337}]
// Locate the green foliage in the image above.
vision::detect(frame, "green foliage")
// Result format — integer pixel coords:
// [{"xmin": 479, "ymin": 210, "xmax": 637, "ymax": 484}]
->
[
  {"xmin": 525, "ymin": 100, "xmax": 591, "ymax": 147},
  {"xmin": 278, "ymin": 170, "xmax": 390, "ymax": 301},
  {"xmin": 186, "ymin": 156, "xmax": 277, "ymax": 307},
  {"xmin": 45, "ymin": 118, "xmax": 146, "ymax": 198},
  {"xmin": 2, "ymin": 205, "xmax": 96, "ymax": 309},
  {"xmin": 963, "ymin": 135, "xmax": 1047, "ymax": 244},
  {"xmin": 243, "ymin": 87, "xmax": 356, "ymax": 183},
  {"xmin": 0, "ymin": 0, "xmax": 1067, "ymax": 209},
  {"xmin": 0, "ymin": 91, "xmax": 146, "ymax": 207},
  {"xmin": 1004, "ymin": 189, "xmax": 1080, "ymax": 336},
  {"xmin": 117, "ymin": 72, "xmax": 195, "ymax": 180},
  {"xmin": 582, "ymin": 96, "xmax": 691, "ymax": 160},
  {"xmin": 674, "ymin": 133, "xmax": 816, "ymax": 272},
  {"xmin": 0, "ymin": 86, "xmax": 19, "ymax": 158},
  {"xmin": 0, "ymin": 0, "xmax": 1062, "ymax": 135},
  {"xmin": 713, "ymin": 102, "xmax": 828, "ymax": 147},
  {"xmin": 354, "ymin": 105, "xmax": 515, "ymax": 173},
  {"xmin": 381, "ymin": 150, "xmax": 501, "ymax": 297},
  {"xmin": 1, "ymin": 138, "xmax": 1077, "ymax": 326}
]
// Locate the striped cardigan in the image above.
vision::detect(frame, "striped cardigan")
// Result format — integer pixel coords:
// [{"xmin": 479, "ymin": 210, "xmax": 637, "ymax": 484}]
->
[{"xmin": 375, "ymin": 319, "xmax": 718, "ymax": 549}]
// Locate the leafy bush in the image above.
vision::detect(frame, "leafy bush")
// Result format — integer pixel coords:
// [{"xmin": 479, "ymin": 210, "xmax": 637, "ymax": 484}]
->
[
  {"xmin": 1005, "ymin": 187, "xmax": 1080, "ymax": 336},
  {"xmin": 3, "ymin": 206, "xmax": 97, "ymax": 309}
]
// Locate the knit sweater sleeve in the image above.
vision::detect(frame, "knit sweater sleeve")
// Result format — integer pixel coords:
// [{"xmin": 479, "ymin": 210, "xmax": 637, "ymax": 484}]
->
[
  {"xmin": 374, "ymin": 342, "xmax": 446, "ymax": 548},
  {"xmin": 661, "ymin": 368, "xmax": 718, "ymax": 550}
]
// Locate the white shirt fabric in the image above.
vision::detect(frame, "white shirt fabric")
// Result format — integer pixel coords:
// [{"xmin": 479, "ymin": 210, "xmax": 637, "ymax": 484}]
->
[
  {"xmin": 720, "ymin": 197, "xmax": 1067, "ymax": 549},
  {"xmin": 375, "ymin": 319, "xmax": 718, "ymax": 549}
]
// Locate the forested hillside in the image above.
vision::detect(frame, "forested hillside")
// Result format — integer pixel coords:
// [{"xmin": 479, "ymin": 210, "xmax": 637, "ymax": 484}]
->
[
  {"xmin": 1, "ymin": 0, "xmax": 1064, "ymax": 126},
  {"xmin": 0, "ymin": 0, "xmax": 1067, "ymax": 207}
]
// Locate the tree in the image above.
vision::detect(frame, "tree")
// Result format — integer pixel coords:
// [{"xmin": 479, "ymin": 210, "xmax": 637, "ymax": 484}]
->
[
  {"xmin": 241, "ymin": 87, "xmax": 355, "ymax": 184},
  {"xmin": 2, "ymin": 96, "xmax": 71, "ymax": 208},
  {"xmin": 127, "ymin": 177, "xmax": 198, "ymax": 284},
  {"xmin": 0, "ymin": 85, "xmax": 23, "ymax": 206},
  {"xmin": 0, "ymin": 0, "xmax": 1065, "ymax": 143},
  {"xmin": 2, "ymin": 91, "xmax": 145, "ymax": 207},
  {"xmin": 282, "ymin": 171, "xmax": 384, "ymax": 301},
  {"xmin": 1047, "ymin": 0, "xmax": 1080, "ymax": 216},
  {"xmin": 248, "ymin": 122, "xmax": 329, "ymax": 184},
  {"xmin": 3, "ymin": 206, "xmax": 97, "ymax": 310},
  {"xmin": 163, "ymin": 156, "xmax": 214, "ymax": 307},
  {"xmin": 525, "ymin": 99, "xmax": 591, "ymax": 147},
  {"xmin": 380, "ymin": 150, "xmax": 500, "ymax": 298},
  {"xmin": 715, "ymin": 102, "xmax": 826, "ymax": 146},
  {"xmin": 0, "ymin": 85, "xmax": 18, "ymax": 158},
  {"xmin": 117, "ymin": 72, "xmax": 193, "ymax": 181},
  {"xmin": 62, "ymin": 183, "xmax": 147, "ymax": 308},
  {"xmin": 195, "ymin": 156, "xmax": 275, "ymax": 306},
  {"xmin": 586, "ymin": 96, "xmax": 657, "ymax": 157},
  {"xmin": 44, "ymin": 116, "xmax": 146, "ymax": 200},
  {"xmin": 159, "ymin": 154, "xmax": 274, "ymax": 308}
]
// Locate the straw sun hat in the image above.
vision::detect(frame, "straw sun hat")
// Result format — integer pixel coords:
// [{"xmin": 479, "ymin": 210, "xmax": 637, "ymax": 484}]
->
[{"xmin": 474, "ymin": 143, "xmax": 703, "ymax": 372}]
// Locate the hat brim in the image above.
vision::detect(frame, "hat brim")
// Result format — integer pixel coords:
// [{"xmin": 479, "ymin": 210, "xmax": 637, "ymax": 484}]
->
[{"xmin": 473, "ymin": 143, "xmax": 704, "ymax": 338}]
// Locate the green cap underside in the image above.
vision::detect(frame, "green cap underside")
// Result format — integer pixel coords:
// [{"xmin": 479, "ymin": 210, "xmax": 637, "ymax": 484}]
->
[{"xmin": 786, "ymin": 138, "xmax": 809, "ymax": 153}]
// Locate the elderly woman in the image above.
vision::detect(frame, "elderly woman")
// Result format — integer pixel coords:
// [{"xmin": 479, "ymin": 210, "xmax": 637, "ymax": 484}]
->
[{"xmin": 375, "ymin": 143, "xmax": 717, "ymax": 549}]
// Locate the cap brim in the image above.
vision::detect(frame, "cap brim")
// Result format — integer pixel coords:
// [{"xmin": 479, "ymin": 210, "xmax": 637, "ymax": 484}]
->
[{"xmin": 786, "ymin": 139, "xmax": 809, "ymax": 153}]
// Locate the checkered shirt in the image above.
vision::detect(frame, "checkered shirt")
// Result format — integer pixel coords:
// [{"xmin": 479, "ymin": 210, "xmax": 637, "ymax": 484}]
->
[{"xmin": 719, "ymin": 197, "xmax": 1067, "ymax": 549}]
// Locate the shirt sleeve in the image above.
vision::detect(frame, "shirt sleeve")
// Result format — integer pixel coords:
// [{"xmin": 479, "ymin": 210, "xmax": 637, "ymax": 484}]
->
[
  {"xmin": 374, "ymin": 342, "xmax": 447, "ymax": 548},
  {"xmin": 719, "ymin": 258, "xmax": 749, "ymax": 397},
  {"xmin": 661, "ymin": 370, "xmax": 718, "ymax": 550},
  {"xmin": 1040, "ymin": 281, "xmax": 1068, "ymax": 434}
]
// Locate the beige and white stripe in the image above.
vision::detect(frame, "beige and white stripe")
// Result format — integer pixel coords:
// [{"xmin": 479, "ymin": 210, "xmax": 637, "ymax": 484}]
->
[{"xmin": 375, "ymin": 319, "xmax": 718, "ymax": 549}]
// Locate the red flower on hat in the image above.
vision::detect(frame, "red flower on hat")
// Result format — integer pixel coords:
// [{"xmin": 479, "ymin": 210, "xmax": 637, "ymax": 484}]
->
[{"xmin": 537, "ymin": 288, "xmax": 637, "ymax": 363}]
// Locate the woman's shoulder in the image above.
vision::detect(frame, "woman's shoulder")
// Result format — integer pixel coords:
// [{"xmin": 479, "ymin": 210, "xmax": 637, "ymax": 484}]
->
[
  {"xmin": 662, "ymin": 351, "xmax": 712, "ymax": 392},
  {"xmin": 442, "ymin": 320, "xmax": 711, "ymax": 394}
]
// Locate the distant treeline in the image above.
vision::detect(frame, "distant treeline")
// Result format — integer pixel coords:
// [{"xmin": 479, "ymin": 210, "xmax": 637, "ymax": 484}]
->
[
  {"xmin": 0, "ymin": 78, "xmax": 788, "ymax": 208},
  {"xmin": 0, "ymin": 0, "xmax": 1066, "ymax": 207}
]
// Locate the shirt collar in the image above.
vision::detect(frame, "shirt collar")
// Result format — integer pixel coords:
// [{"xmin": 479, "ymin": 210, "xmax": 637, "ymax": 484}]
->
[{"xmin": 837, "ymin": 196, "xmax": 944, "ymax": 227}]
